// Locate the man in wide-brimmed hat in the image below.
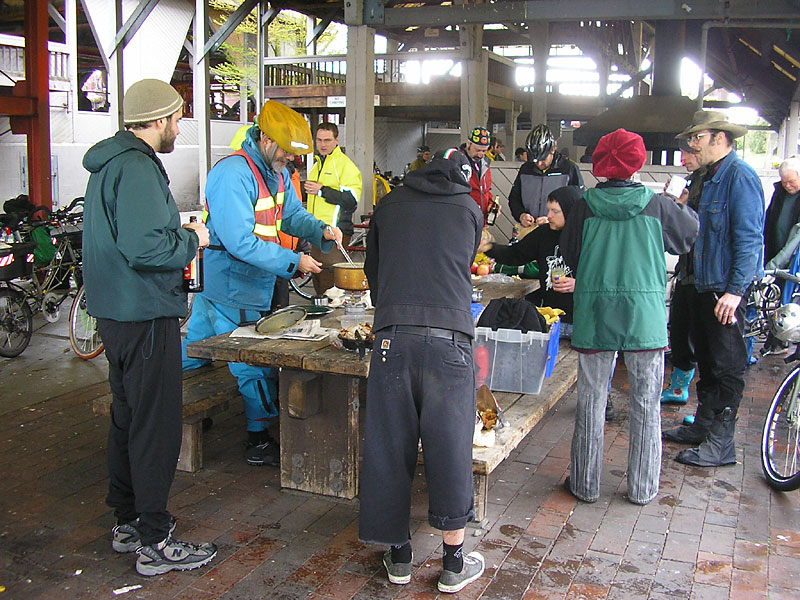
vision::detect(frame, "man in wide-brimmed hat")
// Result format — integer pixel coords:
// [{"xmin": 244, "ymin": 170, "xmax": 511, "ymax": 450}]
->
[{"xmin": 662, "ymin": 110, "xmax": 765, "ymax": 468}]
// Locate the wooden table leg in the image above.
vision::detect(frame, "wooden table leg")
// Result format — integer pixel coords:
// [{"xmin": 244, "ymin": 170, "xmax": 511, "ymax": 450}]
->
[{"xmin": 279, "ymin": 369, "xmax": 360, "ymax": 499}]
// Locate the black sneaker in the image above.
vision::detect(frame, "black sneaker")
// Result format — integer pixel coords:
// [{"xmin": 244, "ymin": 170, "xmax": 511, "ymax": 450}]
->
[
  {"xmin": 135, "ymin": 536, "xmax": 217, "ymax": 576},
  {"xmin": 437, "ymin": 551, "xmax": 485, "ymax": 594},
  {"xmin": 112, "ymin": 516, "xmax": 177, "ymax": 553},
  {"xmin": 245, "ymin": 433, "xmax": 280, "ymax": 466},
  {"xmin": 382, "ymin": 550, "xmax": 413, "ymax": 585}
]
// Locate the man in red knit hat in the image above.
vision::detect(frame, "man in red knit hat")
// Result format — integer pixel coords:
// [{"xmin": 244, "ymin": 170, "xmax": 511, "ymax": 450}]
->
[{"xmin": 559, "ymin": 129, "xmax": 699, "ymax": 505}]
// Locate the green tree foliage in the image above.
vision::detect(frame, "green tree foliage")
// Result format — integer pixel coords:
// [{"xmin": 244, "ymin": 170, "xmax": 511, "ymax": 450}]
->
[{"xmin": 209, "ymin": 0, "xmax": 337, "ymax": 91}]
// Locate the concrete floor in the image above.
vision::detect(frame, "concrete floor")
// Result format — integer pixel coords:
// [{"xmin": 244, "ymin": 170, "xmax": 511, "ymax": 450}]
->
[{"xmin": 1, "ymin": 311, "xmax": 799, "ymax": 599}]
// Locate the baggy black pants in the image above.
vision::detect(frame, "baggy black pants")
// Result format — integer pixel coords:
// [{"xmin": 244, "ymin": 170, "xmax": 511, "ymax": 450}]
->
[
  {"xmin": 686, "ymin": 287, "xmax": 748, "ymax": 416},
  {"xmin": 97, "ymin": 317, "xmax": 182, "ymax": 546},
  {"xmin": 358, "ymin": 328, "xmax": 476, "ymax": 546}
]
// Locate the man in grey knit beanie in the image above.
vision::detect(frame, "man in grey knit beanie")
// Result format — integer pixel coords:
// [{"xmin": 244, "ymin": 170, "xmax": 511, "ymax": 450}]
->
[{"xmin": 81, "ymin": 78, "xmax": 217, "ymax": 576}]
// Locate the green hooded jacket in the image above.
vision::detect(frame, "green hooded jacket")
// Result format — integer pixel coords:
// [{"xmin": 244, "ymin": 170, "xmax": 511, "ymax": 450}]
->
[
  {"xmin": 81, "ymin": 130, "xmax": 198, "ymax": 322},
  {"xmin": 572, "ymin": 185, "xmax": 668, "ymax": 350}
]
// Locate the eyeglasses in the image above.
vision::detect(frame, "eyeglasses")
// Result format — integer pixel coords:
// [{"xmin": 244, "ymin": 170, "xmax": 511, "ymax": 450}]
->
[{"xmin": 686, "ymin": 132, "xmax": 712, "ymax": 145}]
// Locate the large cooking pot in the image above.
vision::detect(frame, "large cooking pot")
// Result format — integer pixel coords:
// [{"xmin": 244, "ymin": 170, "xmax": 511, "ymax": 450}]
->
[{"xmin": 332, "ymin": 262, "xmax": 369, "ymax": 291}]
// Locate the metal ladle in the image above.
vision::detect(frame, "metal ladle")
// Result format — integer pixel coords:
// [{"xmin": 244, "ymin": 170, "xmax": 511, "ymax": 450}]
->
[{"xmin": 337, "ymin": 240, "xmax": 355, "ymax": 266}]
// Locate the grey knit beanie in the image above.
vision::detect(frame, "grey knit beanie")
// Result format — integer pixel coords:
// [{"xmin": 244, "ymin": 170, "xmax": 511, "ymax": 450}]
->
[{"xmin": 123, "ymin": 79, "xmax": 183, "ymax": 124}]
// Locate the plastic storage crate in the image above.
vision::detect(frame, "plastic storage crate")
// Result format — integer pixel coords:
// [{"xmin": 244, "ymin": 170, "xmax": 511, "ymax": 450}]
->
[
  {"xmin": 0, "ymin": 242, "xmax": 36, "ymax": 282},
  {"xmin": 473, "ymin": 319, "xmax": 560, "ymax": 395}
]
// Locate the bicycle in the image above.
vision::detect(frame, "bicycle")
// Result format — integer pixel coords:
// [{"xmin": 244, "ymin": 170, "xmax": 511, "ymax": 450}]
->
[
  {"xmin": 760, "ymin": 269, "xmax": 800, "ymax": 491},
  {"xmin": 0, "ymin": 199, "xmax": 86, "ymax": 357}
]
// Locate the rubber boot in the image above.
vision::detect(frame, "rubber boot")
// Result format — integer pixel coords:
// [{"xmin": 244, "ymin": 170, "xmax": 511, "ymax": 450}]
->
[
  {"xmin": 660, "ymin": 367, "xmax": 695, "ymax": 404},
  {"xmin": 675, "ymin": 407, "xmax": 737, "ymax": 467},
  {"xmin": 605, "ymin": 397, "xmax": 616, "ymax": 422},
  {"xmin": 663, "ymin": 401, "xmax": 712, "ymax": 445}
]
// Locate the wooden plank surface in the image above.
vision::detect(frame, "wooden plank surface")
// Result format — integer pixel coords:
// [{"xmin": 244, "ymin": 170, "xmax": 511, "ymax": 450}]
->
[
  {"xmin": 471, "ymin": 342, "xmax": 578, "ymax": 475},
  {"xmin": 186, "ymin": 278, "xmax": 539, "ymax": 377}
]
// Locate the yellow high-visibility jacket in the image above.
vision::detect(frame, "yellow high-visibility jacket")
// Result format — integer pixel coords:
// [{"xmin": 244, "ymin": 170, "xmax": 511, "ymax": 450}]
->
[{"xmin": 307, "ymin": 145, "xmax": 362, "ymax": 227}]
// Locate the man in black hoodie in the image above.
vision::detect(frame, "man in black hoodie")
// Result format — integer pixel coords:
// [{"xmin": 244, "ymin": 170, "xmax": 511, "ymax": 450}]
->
[{"xmin": 358, "ymin": 156, "xmax": 486, "ymax": 594}]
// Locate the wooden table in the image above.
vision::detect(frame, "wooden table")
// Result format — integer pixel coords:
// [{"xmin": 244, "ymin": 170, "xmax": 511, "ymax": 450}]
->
[{"xmin": 186, "ymin": 277, "xmax": 539, "ymax": 500}]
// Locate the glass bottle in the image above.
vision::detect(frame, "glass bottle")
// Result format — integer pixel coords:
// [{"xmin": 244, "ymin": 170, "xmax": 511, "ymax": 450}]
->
[{"xmin": 184, "ymin": 216, "xmax": 204, "ymax": 293}]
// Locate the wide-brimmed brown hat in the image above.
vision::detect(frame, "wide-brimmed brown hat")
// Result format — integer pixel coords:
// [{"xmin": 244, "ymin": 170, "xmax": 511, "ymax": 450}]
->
[{"xmin": 676, "ymin": 110, "xmax": 747, "ymax": 140}]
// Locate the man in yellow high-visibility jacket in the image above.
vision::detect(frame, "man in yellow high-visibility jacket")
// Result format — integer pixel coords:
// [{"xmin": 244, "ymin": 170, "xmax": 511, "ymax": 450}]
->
[{"xmin": 304, "ymin": 122, "xmax": 363, "ymax": 294}]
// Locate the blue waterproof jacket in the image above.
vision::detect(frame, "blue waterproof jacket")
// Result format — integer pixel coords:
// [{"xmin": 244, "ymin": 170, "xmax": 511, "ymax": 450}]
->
[
  {"xmin": 693, "ymin": 150, "xmax": 765, "ymax": 297},
  {"xmin": 203, "ymin": 127, "xmax": 333, "ymax": 310}
]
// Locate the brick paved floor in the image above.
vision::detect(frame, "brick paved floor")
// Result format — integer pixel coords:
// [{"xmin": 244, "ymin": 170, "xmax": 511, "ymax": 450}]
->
[{"xmin": 1, "ymin": 320, "xmax": 799, "ymax": 599}]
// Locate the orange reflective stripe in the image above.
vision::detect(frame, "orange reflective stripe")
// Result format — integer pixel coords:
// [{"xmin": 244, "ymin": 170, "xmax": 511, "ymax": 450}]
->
[{"xmin": 229, "ymin": 149, "xmax": 285, "ymax": 244}]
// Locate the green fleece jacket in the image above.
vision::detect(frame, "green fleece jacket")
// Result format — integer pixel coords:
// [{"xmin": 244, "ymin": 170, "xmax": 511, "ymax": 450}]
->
[
  {"xmin": 573, "ymin": 185, "xmax": 667, "ymax": 350},
  {"xmin": 81, "ymin": 131, "xmax": 198, "ymax": 321}
]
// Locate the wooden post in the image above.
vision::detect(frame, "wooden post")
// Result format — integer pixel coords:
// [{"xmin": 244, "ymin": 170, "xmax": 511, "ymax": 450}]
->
[
  {"xmin": 529, "ymin": 21, "xmax": 549, "ymax": 127},
  {"xmin": 344, "ymin": 24, "xmax": 375, "ymax": 220},
  {"xmin": 459, "ymin": 24, "xmax": 488, "ymax": 132}
]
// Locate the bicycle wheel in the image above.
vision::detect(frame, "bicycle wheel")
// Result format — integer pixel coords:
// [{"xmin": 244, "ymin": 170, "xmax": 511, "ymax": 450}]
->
[
  {"xmin": 68, "ymin": 285, "xmax": 103, "ymax": 360},
  {"xmin": 290, "ymin": 272, "xmax": 314, "ymax": 299},
  {"xmin": 0, "ymin": 288, "xmax": 33, "ymax": 358},
  {"xmin": 761, "ymin": 366, "xmax": 800, "ymax": 491},
  {"xmin": 179, "ymin": 292, "xmax": 194, "ymax": 329}
]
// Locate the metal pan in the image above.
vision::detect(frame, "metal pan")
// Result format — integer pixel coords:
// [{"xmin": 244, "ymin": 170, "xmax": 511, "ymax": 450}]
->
[{"xmin": 252, "ymin": 306, "xmax": 308, "ymax": 335}]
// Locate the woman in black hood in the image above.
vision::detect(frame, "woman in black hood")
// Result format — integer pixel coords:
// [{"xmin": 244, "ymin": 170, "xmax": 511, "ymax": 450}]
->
[{"xmin": 479, "ymin": 185, "xmax": 582, "ymax": 333}]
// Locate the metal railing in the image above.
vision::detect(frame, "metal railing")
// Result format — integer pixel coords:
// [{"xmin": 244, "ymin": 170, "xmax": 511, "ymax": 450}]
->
[{"xmin": 0, "ymin": 34, "xmax": 69, "ymax": 87}]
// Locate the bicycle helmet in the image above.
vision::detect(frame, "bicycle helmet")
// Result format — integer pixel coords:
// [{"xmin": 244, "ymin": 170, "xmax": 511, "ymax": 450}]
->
[
  {"xmin": 526, "ymin": 124, "xmax": 556, "ymax": 162},
  {"xmin": 771, "ymin": 303, "xmax": 800, "ymax": 343}
]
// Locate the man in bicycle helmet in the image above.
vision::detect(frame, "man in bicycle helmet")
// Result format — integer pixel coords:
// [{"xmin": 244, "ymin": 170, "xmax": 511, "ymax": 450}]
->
[
  {"xmin": 508, "ymin": 124, "xmax": 584, "ymax": 227},
  {"xmin": 443, "ymin": 126, "xmax": 495, "ymax": 225},
  {"xmin": 181, "ymin": 100, "xmax": 342, "ymax": 468}
]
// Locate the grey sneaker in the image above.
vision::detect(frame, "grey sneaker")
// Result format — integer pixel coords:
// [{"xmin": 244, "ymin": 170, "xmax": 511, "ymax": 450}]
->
[
  {"xmin": 437, "ymin": 551, "xmax": 485, "ymax": 594},
  {"xmin": 382, "ymin": 550, "xmax": 413, "ymax": 585},
  {"xmin": 135, "ymin": 536, "xmax": 217, "ymax": 577},
  {"xmin": 112, "ymin": 516, "xmax": 176, "ymax": 553}
]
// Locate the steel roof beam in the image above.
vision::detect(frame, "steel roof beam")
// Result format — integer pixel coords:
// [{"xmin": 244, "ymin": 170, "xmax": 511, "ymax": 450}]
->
[
  {"xmin": 366, "ymin": 1, "xmax": 800, "ymax": 28},
  {"xmin": 200, "ymin": 0, "xmax": 259, "ymax": 62},
  {"xmin": 110, "ymin": 0, "xmax": 160, "ymax": 57},
  {"xmin": 307, "ymin": 10, "xmax": 337, "ymax": 47}
]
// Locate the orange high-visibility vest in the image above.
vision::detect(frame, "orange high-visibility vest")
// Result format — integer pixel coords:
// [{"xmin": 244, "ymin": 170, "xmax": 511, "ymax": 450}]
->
[{"xmin": 203, "ymin": 149, "xmax": 288, "ymax": 246}]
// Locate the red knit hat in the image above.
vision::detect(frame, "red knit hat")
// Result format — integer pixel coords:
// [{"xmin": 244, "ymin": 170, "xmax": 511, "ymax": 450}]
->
[{"xmin": 592, "ymin": 128, "xmax": 647, "ymax": 180}]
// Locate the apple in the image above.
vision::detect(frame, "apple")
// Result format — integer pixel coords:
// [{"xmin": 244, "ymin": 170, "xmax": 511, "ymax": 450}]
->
[
  {"xmin": 476, "ymin": 264, "xmax": 491, "ymax": 276},
  {"xmin": 470, "ymin": 262, "xmax": 478, "ymax": 274}
]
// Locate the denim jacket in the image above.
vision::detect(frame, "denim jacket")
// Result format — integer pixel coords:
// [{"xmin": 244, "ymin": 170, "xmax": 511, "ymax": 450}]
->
[{"xmin": 693, "ymin": 150, "xmax": 765, "ymax": 297}]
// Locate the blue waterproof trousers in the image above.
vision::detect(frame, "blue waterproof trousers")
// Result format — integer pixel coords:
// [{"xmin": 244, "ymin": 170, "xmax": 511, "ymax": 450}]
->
[{"xmin": 181, "ymin": 294, "xmax": 278, "ymax": 432}]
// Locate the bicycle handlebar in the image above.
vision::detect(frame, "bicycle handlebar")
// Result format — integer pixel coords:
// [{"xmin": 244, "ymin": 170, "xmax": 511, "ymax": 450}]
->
[{"xmin": 764, "ymin": 269, "xmax": 800, "ymax": 287}]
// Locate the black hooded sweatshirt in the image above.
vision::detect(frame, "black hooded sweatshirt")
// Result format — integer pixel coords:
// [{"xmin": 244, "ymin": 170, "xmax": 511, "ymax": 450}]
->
[
  {"xmin": 365, "ymin": 158, "xmax": 483, "ymax": 337},
  {"xmin": 485, "ymin": 185, "xmax": 581, "ymax": 322}
]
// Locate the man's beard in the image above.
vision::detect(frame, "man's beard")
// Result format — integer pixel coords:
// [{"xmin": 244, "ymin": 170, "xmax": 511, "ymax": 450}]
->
[{"xmin": 158, "ymin": 128, "xmax": 177, "ymax": 153}]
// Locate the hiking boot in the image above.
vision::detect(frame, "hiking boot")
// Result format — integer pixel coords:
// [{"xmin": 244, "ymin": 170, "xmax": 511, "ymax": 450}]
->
[
  {"xmin": 437, "ymin": 551, "xmax": 485, "ymax": 594},
  {"xmin": 675, "ymin": 407, "xmax": 737, "ymax": 467},
  {"xmin": 382, "ymin": 550, "xmax": 413, "ymax": 585},
  {"xmin": 662, "ymin": 423, "xmax": 707, "ymax": 445},
  {"xmin": 135, "ymin": 536, "xmax": 217, "ymax": 577},
  {"xmin": 660, "ymin": 367, "xmax": 695, "ymax": 404},
  {"xmin": 245, "ymin": 432, "xmax": 280, "ymax": 467},
  {"xmin": 112, "ymin": 516, "xmax": 176, "ymax": 553}
]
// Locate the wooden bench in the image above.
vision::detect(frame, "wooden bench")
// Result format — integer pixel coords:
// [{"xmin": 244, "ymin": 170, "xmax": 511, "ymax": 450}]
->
[
  {"xmin": 92, "ymin": 363, "xmax": 237, "ymax": 473},
  {"xmin": 470, "ymin": 341, "xmax": 578, "ymax": 523}
]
